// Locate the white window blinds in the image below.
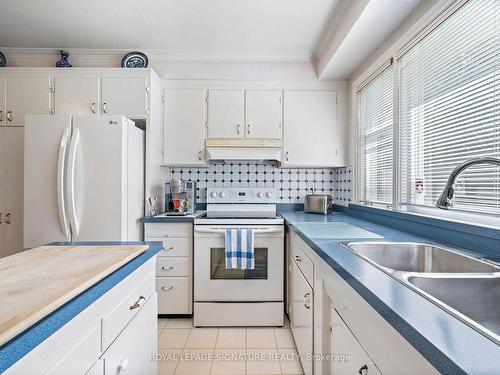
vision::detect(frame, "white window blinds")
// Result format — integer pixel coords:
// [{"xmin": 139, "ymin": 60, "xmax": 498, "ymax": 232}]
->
[
  {"xmin": 399, "ymin": 0, "xmax": 500, "ymax": 215},
  {"xmin": 358, "ymin": 64, "xmax": 394, "ymax": 205}
]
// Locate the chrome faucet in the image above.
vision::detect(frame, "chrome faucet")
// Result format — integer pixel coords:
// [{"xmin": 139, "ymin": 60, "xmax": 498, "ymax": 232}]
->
[{"xmin": 436, "ymin": 157, "xmax": 500, "ymax": 209}]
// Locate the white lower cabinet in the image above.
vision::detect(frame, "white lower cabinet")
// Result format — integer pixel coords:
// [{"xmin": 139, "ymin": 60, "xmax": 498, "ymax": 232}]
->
[
  {"xmin": 102, "ymin": 294, "xmax": 157, "ymax": 375},
  {"xmin": 330, "ymin": 308, "xmax": 381, "ymax": 375},
  {"xmin": 290, "ymin": 257, "xmax": 313, "ymax": 375},
  {"xmin": 145, "ymin": 222, "xmax": 193, "ymax": 314},
  {"xmin": 6, "ymin": 258, "xmax": 157, "ymax": 375},
  {"xmin": 287, "ymin": 231, "xmax": 440, "ymax": 375}
]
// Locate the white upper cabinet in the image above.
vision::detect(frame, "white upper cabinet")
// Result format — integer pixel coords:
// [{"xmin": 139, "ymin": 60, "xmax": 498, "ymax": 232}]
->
[
  {"xmin": 163, "ymin": 89, "xmax": 207, "ymax": 166},
  {"xmin": 5, "ymin": 76, "xmax": 50, "ymax": 127},
  {"xmin": 207, "ymin": 90, "xmax": 245, "ymax": 139},
  {"xmin": 0, "ymin": 76, "xmax": 5, "ymax": 125},
  {"xmin": 101, "ymin": 77, "xmax": 147, "ymax": 118},
  {"xmin": 245, "ymin": 90, "xmax": 282, "ymax": 139},
  {"xmin": 53, "ymin": 77, "xmax": 99, "ymax": 115},
  {"xmin": 283, "ymin": 90, "xmax": 338, "ymax": 167}
]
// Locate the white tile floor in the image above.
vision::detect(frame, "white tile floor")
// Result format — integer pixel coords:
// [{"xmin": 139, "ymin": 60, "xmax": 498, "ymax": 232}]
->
[{"xmin": 156, "ymin": 317, "xmax": 304, "ymax": 375}]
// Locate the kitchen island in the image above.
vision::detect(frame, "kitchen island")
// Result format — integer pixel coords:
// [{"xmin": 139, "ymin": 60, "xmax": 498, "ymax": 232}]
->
[{"xmin": 0, "ymin": 241, "xmax": 162, "ymax": 374}]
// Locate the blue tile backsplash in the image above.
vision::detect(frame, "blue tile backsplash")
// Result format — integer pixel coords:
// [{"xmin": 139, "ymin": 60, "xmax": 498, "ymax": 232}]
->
[{"xmin": 169, "ymin": 163, "xmax": 352, "ymax": 204}]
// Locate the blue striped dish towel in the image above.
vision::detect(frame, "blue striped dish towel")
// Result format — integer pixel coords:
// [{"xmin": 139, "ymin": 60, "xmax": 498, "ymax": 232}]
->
[{"xmin": 225, "ymin": 228, "xmax": 255, "ymax": 270}]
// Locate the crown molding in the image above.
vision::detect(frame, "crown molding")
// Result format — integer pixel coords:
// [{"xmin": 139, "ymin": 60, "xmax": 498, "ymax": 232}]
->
[{"xmin": 0, "ymin": 47, "xmax": 312, "ymax": 64}]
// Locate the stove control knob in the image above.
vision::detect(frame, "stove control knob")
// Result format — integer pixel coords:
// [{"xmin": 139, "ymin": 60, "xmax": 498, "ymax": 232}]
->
[
  {"xmin": 210, "ymin": 191, "xmax": 217, "ymax": 198},
  {"xmin": 219, "ymin": 192, "xmax": 226, "ymax": 198},
  {"xmin": 265, "ymin": 192, "xmax": 272, "ymax": 198},
  {"xmin": 257, "ymin": 192, "xmax": 263, "ymax": 198}
]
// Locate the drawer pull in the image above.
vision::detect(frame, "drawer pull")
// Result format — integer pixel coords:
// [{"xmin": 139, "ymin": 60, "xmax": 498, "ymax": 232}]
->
[
  {"xmin": 358, "ymin": 364, "xmax": 368, "ymax": 374},
  {"xmin": 118, "ymin": 358, "xmax": 129, "ymax": 373},
  {"xmin": 163, "ymin": 246, "xmax": 174, "ymax": 251},
  {"xmin": 129, "ymin": 295, "xmax": 146, "ymax": 310},
  {"xmin": 162, "ymin": 286, "xmax": 174, "ymax": 291},
  {"xmin": 294, "ymin": 255, "xmax": 302, "ymax": 262},
  {"xmin": 304, "ymin": 293, "xmax": 311, "ymax": 309},
  {"xmin": 161, "ymin": 266, "xmax": 174, "ymax": 270}
]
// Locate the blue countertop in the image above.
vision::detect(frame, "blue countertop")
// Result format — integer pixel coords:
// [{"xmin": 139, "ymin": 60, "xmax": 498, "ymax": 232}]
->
[
  {"xmin": 280, "ymin": 210, "xmax": 500, "ymax": 375},
  {"xmin": 0, "ymin": 241, "xmax": 163, "ymax": 373},
  {"xmin": 140, "ymin": 210, "xmax": 205, "ymax": 223}
]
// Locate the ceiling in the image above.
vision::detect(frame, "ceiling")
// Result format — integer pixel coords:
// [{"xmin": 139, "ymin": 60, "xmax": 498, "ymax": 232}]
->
[
  {"xmin": 0, "ymin": 0, "xmax": 422, "ymax": 79},
  {"xmin": 0, "ymin": 0, "xmax": 336, "ymax": 58}
]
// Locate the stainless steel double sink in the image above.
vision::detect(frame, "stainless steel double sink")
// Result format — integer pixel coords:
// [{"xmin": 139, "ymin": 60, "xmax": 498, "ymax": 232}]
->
[{"xmin": 341, "ymin": 241, "xmax": 500, "ymax": 344}]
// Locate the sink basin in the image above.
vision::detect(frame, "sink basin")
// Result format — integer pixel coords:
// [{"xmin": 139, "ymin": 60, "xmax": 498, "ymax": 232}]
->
[
  {"xmin": 342, "ymin": 241, "xmax": 500, "ymax": 344},
  {"xmin": 343, "ymin": 242, "xmax": 499, "ymax": 273},
  {"xmin": 406, "ymin": 275, "xmax": 500, "ymax": 344}
]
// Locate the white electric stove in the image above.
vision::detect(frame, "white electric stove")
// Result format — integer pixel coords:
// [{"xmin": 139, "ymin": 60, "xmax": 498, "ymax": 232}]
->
[{"xmin": 193, "ymin": 187, "xmax": 284, "ymax": 327}]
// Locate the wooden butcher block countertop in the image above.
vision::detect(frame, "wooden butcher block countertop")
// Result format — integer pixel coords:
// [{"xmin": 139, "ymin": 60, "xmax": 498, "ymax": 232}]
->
[{"xmin": 0, "ymin": 244, "xmax": 148, "ymax": 346}]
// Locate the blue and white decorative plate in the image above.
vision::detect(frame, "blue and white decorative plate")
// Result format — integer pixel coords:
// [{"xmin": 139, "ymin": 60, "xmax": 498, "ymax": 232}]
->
[
  {"xmin": 121, "ymin": 52, "xmax": 148, "ymax": 68},
  {"xmin": 0, "ymin": 52, "xmax": 6, "ymax": 67}
]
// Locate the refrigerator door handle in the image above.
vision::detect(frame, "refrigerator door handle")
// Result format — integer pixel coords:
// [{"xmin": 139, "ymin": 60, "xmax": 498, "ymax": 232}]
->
[
  {"xmin": 57, "ymin": 126, "xmax": 71, "ymax": 238},
  {"xmin": 67, "ymin": 127, "xmax": 81, "ymax": 236}
]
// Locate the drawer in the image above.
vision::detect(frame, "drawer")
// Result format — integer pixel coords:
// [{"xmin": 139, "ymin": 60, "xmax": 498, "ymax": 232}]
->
[
  {"xmin": 156, "ymin": 257, "xmax": 190, "ymax": 277},
  {"xmin": 157, "ymin": 277, "xmax": 190, "ymax": 314},
  {"xmin": 45, "ymin": 325, "xmax": 100, "ymax": 375},
  {"xmin": 145, "ymin": 223, "xmax": 192, "ymax": 238},
  {"xmin": 101, "ymin": 273, "xmax": 155, "ymax": 351},
  {"xmin": 291, "ymin": 239, "xmax": 314, "ymax": 287},
  {"xmin": 150, "ymin": 237, "xmax": 191, "ymax": 257}
]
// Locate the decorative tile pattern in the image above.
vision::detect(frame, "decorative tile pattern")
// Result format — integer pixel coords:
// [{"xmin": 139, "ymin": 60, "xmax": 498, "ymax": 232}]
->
[
  {"xmin": 334, "ymin": 166, "xmax": 352, "ymax": 207},
  {"xmin": 170, "ymin": 163, "xmax": 335, "ymax": 204}
]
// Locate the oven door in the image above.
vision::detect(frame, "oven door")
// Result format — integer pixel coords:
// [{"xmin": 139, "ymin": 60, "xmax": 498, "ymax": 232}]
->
[{"xmin": 194, "ymin": 225, "xmax": 284, "ymax": 302}]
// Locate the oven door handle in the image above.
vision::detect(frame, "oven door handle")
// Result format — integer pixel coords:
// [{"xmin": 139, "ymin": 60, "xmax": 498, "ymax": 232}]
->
[{"xmin": 194, "ymin": 227, "xmax": 283, "ymax": 234}]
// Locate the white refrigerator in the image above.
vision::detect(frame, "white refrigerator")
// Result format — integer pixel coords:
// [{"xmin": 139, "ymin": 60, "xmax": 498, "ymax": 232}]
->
[{"xmin": 24, "ymin": 115, "xmax": 145, "ymax": 248}]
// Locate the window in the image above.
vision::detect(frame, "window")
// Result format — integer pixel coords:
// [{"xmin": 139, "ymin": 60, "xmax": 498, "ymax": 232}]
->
[
  {"xmin": 399, "ymin": 0, "xmax": 500, "ymax": 215},
  {"xmin": 358, "ymin": 64, "xmax": 394, "ymax": 205}
]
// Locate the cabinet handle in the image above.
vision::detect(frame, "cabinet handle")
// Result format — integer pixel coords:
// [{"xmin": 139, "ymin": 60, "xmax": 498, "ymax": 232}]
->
[
  {"xmin": 163, "ymin": 246, "xmax": 174, "ymax": 251},
  {"xmin": 5, "ymin": 213, "xmax": 11, "ymax": 224},
  {"xmin": 161, "ymin": 266, "xmax": 174, "ymax": 270},
  {"xmin": 0, "ymin": 213, "xmax": 2, "ymax": 224},
  {"xmin": 129, "ymin": 295, "xmax": 146, "ymax": 310},
  {"xmin": 358, "ymin": 364, "xmax": 368, "ymax": 374},
  {"xmin": 294, "ymin": 255, "xmax": 301, "ymax": 262},
  {"xmin": 198, "ymin": 150, "xmax": 203, "ymax": 161},
  {"xmin": 285, "ymin": 151, "xmax": 289, "ymax": 162},
  {"xmin": 236, "ymin": 124, "xmax": 240, "ymax": 134},
  {"xmin": 102, "ymin": 102, "xmax": 107, "ymax": 114},
  {"xmin": 304, "ymin": 292, "xmax": 311, "ymax": 309},
  {"xmin": 0, "ymin": 111, "xmax": 3, "ymax": 122},
  {"xmin": 117, "ymin": 358, "xmax": 129, "ymax": 374},
  {"xmin": 6, "ymin": 111, "xmax": 12, "ymax": 122},
  {"xmin": 91, "ymin": 102, "xmax": 96, "ymax": 114},
  {"xmin": 247, "ymin": 124, "xmax": 251, "ymax": 134},
  {"xmin": 162, "ymin": 286, "xmax": 174, "ymax": 291}
]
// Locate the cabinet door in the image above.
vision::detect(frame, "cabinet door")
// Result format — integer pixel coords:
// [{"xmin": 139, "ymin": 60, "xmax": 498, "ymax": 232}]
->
[
  {"xmin": 283, "ymin": 91, "xmax": 337, "ymax": 166},
  {"xmin": 207, "ymin": 90, "xmax": 244, "ymax": 139},
  {"xmin": 290, "ymin": 259, "xmax": 313, "ymax": 375},
  {"xmin": 102, "ymin": 294, "xmax": 157, "ymax": 375},
  {"xmin": 0, "ymin": 128, "xmax": 5, "ymax": 257},
  {"xmin": 245, "ymin": 90, "xmax": 282, "ymax": 139},
  {"xmin": 2, "ymin": 127, "xmax": 24, "ymax": 257},
  {"xmin": 330, "ymin": 308, "xmax": 382, "ymax": 375},
  {"xmin": 5, "ymin": 76, "xmax": 50, "ymax": 127},
  {"xmin": 101, "ymin": 77, "xmax": 147, "ymax": 118},
  {"xmin": 164, "ymin": 89, "xmax": 206, "ymax": 165},
  {"xmin": 0, "ymin": 76, "xmax": 6, "ymax": 126},
  {"xmin": 54, "ymin": 76, "xmax": 99, "ymax": 115}
]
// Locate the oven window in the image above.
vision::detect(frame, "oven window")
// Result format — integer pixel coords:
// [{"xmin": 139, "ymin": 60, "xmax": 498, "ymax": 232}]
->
[{"xmin": 210, "ymin": 248, "xmax": 268, "ymax": 279}]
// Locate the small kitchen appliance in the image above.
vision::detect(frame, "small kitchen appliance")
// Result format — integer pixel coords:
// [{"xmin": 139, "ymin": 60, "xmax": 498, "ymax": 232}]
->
[
  {"xmin": 304, "ymin": 194, "xmax": 333, "ymax": 215},
  {"xmin": 165, "ymin": 179, "xmax": 196, "ymax": 215},
  {"xmin": 193, "ymin": 187, "xmax": 284, "ymax": 327}
]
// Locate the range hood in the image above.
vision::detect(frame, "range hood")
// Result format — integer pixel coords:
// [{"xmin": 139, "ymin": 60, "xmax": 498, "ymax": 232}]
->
[{"xmin": 205, "ymin": 139, "xmax": 282, "ymax": 163}]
